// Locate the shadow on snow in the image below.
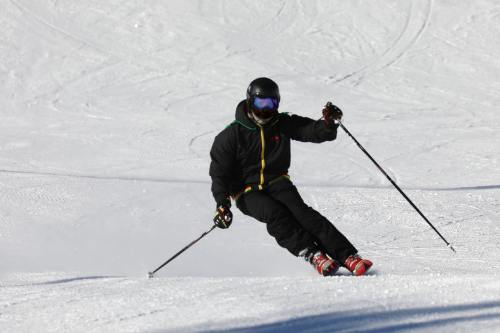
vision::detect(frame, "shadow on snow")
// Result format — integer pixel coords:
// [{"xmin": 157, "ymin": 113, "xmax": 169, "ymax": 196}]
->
[
  {"xmin": 202, "ymin": 300, "xmax": 500, "ymax": 333},
  {"xmin": 9, "ymin": 275, "xmax": 119, "ymax": 287}
]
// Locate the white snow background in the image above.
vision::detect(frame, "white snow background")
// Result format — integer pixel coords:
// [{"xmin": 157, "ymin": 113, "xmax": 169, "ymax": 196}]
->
[{"xmin": 1, "ymin": 0, "xmax": 500, "ymax": 332}]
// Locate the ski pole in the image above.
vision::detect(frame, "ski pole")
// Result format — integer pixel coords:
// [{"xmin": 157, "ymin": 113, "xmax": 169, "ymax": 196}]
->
[
  {"xmin": 338, "ymin": 120, "xmax": 456, "ymax": 253},
  {"xmin": 148, "ymin": 224, "xmax": 217, "ymax": 278}
]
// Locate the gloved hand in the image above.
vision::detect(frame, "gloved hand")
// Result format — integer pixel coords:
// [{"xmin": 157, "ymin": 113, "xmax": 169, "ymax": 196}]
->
[
  {"xmin": 322, "ymin": 102, "xmax": 343, "ymax": 126},
  {"xmin": 213, "ymin": 205, "xmax": 233, "ymax": 229}
]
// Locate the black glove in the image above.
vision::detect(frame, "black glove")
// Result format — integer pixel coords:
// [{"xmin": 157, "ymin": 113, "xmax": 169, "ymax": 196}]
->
[
  {"xmin": 213, "ymin": 205, "xmax": 233, "ymax": 229},
  {"xmin": 322, "ymin": 102, "xmax": 343, "ymax": 126}
]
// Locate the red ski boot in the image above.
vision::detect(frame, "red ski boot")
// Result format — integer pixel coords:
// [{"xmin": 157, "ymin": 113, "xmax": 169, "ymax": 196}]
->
[
  {"xmin": 344, "ymin": 254, "xmax": 373, "ymax": 276},
  {"xmin": 301, "ymin": 248, "xmax": 339, "ymax": 276}
]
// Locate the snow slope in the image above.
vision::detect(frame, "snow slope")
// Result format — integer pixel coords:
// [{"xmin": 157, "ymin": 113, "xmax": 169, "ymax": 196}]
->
[{"xmin": 1, "ymin": 0, "xmax": 500, "ymax": 332}]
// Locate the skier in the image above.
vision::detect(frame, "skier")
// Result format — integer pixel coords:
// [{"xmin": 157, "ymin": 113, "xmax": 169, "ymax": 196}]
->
[{"xmin": 209, "ymin": 77, "xmax": 373, "ymax": 276}]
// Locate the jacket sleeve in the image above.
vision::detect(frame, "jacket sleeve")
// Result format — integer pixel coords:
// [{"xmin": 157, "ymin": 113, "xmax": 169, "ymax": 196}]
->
[
  {"xmin": 209, "ymin": 128, "xmax": 236, "ymax": 207},
  {"xmin": 283, "ymin": 113, "xmax": 339, "ymax": 143}
]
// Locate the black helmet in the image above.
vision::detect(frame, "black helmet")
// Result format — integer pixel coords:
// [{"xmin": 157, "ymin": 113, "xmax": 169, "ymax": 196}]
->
[
  {"xmin": 246, "ymin": 77, "xmax": 280, "ymax": 102},
  {"xmin": 246, "ymin": 77, "xmax": 280, "ymax": 124}
]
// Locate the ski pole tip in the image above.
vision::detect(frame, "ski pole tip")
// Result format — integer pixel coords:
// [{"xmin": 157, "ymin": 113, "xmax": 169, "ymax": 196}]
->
[
  {"xmin": 448, "ymin": 244, "xmax": 457, "ymax": 253},
  {"xmin": 148, "ymin": 272, "xmax": 154, "ymax": 279}
]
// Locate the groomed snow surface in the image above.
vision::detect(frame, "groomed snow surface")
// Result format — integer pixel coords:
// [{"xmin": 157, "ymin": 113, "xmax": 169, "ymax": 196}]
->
[{"xmin": 1, "ymin": 0, "xmax": 500, "ymax": 332}]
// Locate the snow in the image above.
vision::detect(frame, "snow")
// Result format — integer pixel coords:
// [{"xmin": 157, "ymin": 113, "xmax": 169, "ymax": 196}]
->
[{"xmin": 1, "ymin": 0, "xmax": 500, "ymax": 332}]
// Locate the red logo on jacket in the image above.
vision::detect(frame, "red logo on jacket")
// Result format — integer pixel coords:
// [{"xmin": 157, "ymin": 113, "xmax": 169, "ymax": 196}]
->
[{"xmin": 271, "ymin": 135, "xmax": 280, "ymax": 142}]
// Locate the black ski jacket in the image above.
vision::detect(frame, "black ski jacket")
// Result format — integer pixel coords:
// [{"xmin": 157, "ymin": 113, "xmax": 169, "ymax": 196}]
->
[{"xmin": 209, "ymin": 100, "xmax": 339, "ymax": 207}]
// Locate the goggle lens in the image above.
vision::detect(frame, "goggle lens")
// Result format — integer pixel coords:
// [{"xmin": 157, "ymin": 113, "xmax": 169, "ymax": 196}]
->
[{"xmin": 252, "ymin": 97, "xmax": 279, "ymax": 111}]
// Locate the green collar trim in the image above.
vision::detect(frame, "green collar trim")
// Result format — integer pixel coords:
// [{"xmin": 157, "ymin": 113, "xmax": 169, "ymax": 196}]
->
[
  {"xmin": 227, "ymin": 111, "xmax": 287, "ymax": 130},
  {"xmin": 226, "ymin": 120, "xmax": 257, "ymax": 130}
]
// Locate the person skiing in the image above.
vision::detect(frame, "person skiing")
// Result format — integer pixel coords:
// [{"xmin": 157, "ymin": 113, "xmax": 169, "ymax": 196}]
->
[{"xmin": 209, "ymin": 77, "xmax": 373, "ymax": 276}]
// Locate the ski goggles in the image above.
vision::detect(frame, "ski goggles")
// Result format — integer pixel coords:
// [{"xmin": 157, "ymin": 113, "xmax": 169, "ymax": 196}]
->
[{"xmin": 251, "ymin": 97, "xmax": 279, "ymax": 111}]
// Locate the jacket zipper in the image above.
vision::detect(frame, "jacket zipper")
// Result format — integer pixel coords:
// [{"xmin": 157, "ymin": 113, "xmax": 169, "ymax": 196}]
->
[{"xmin": 258, "ymin": 125, "xmax": 266, "ymax": 189}]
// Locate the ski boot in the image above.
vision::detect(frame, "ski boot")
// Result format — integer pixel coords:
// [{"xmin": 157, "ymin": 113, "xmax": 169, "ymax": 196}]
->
[
  {"xmin": 300, "ymin": 248, "xmax": 339, "ymax": 276},
  {"xmin": 344, "ymin": 254, "xmax": 373, "ymax": 276}
]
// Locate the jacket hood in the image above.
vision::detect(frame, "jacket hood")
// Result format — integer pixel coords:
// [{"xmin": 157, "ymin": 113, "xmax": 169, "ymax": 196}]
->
[{"xmin": 234, "ymin": 100, "xmax": 257, "ymax": 129}]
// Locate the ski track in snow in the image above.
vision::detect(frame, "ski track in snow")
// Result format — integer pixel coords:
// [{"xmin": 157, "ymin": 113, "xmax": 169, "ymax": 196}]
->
[
  {"xmin": 2, "ymin": 0, "xmax": 500, "ymax": 332},
  {"xmin": 1, "ymin": 168, "xmax": 498, "ymax": 192},
  {"xmin": 327, "ymin": 0, "xmax": 433, "ymax": 86}
]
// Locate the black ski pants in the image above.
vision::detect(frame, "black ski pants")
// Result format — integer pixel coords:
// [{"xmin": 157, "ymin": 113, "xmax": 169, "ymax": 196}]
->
[{"xmin": 236, "ymin": 179, "xmax": 357, "ymax": 263}]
